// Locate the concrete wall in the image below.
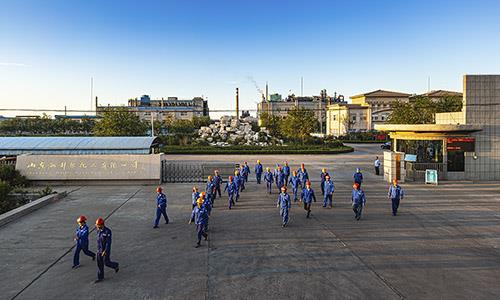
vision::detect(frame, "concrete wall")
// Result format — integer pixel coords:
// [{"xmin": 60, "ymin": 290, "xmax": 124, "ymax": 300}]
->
[
  {"xmin": 435, "ymin": 111, "xmax": 465, "ymax": 125},
  {"xmin": 16, "ymin": 154, "xmax": 164, "ymax": 182},
  {"xmin": 463, "ymin": 75, "xmax": 500, "ymax": 180},
  {"xmin": 383, "ymin": 150, "xmax": 405, "ymax": 183}
]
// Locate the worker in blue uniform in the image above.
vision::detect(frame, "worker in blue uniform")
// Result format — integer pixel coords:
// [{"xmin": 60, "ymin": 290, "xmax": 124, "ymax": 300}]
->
[
  {"xmin": 255, "ymin": 160, "xmax": 263, "ymax": 184},
  {"xmin": 206, "ymin": 175, "xmax": 216, "ymax": 205},
  {"xmin": 276, "ymin": 166, "xmax": 286, "ymax": 192},
  {"xmin": 213, "ymin": 170, "xmax": 222, "ymax": 199},
  {"xmin": 298, "ymin": 163, "xmax": 309, "ymax": 187},
  {"xmin": 238, "ymin": 166, "xmax": 246, "ymax": 192},
  {"xmin": 289, "ymin": 170, "xmax": 302, "ymax": 203},
  {"xmin": 353, "ymin": 168, "xmax": 363, "ymax": 188},
  {"xmin": 243, "ymin": 161, "xmax": 250, "ymax": 182},
  {"xmin": 320, "ymin": 168, "xmax": 330, "ymax": 195},
  {"xmin": 233, "ymin": 170, "xmax": 241, "ymax": 201},
  {"xmin": 323, "ymin": 175, "xmax": 335, "ymax": 208},
  {"xmin": 388, "ymin": 179, "xmax": 404, "ymax": 216},
  {"xmin": 153, "ymin": 186, "xmax": 169, "ymax": 228},
  {"xmin": 189, "ymin": 197, "xmax": 209, "ymax": 248},
  {"xmin": 224, "ymin": 175, "xmax": 237, "ymax": 209},
  {"xmin": 264, "ymin": 167, "xmax": 274, "ymax": 194},
  {"xmin": 94, "ymin": 218, "xmax": 119, "ymax": 283},
  {"xmin": 273, "ymin": 164, "xmax": 281, "ymax": 189},
  {"xmin": 72, "ymin": 215, "xmax": 95, "ymax": 269},
  {"xmin": 191, "ymin": 186, "xmax": 199, "ymax": 209},
  {"xmin": 277, "ymin": 186, "xmax": 291, "ymax": 227},
  {"xmin": 351, "ymin": 183, "xmax": 366, "ymax": 221},
  {"xmin": 283, "ymin": 161, "xmax": 291, "ymax": 185},
  {"xmin": 300, "ymin": 180, "xmax": 316, "ymax": 218}
]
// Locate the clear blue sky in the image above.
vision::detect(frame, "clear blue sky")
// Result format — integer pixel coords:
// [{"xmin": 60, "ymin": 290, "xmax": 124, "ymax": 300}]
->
[{"xmin": 1, "ymin": 0, "xmax": 500, "ymax": 117}]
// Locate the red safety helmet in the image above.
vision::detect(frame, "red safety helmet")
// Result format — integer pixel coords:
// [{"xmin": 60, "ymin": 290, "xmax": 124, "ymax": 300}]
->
[
  {"xmin": 95, "ymin": 218, "xmax": 105, "ymax": 226},
  {"xmin": 281, "ymin": 186, "xmax": 287, "ymax": 192},
  {"xmin": 353, "ymin": 183, "xmax": 360, "ymax": 190},
  {"xmin": 77, "ymin": 215, "xmax": 87, "ymax": 223},
  {"xmin": 156, "ymin": 186, "xmax": 162, "ymax": 193},
  {"xmin": 229, "ymin": 176, "xmax": 233, "ymax": 181},
  {"xmin": 306, "ymin": 180, "xmax": 311, "ymax": 186}
]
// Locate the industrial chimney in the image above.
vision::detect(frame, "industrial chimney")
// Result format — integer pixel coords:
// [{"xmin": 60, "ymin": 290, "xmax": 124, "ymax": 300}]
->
[{"xmin": 236, "ymin": 88, "xmax": 239, "ymax": 120}]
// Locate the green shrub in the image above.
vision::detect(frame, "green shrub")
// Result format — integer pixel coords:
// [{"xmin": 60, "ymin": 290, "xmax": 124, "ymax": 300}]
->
[
  {"xmin": 0, "ymin": 180, "xmax": 14, "ymax": 214},
  {"xmin": 39, "ymin": 186, "xmax": 53, "ymax": 197},
  {"xmin": 0, "ymin": 165, "xmax": 29, "ymax": 187}
]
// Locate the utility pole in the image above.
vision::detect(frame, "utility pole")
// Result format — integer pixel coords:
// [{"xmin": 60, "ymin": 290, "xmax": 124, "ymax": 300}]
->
[
  {"xmin": 300, "ymin": 77, "xmax": 303, "ymax": 97},
  {"xmin": 150, "ymin": 113, "xmax": 154, "ymax": 137}
]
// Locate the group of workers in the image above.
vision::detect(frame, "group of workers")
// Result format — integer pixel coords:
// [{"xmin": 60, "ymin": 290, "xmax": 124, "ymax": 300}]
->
[
  {"xmin": 72, "ymin": 158, "xmax": 406, "ymax": 282},
  {"xmin": 72, "ymin": 215, "xmax": 119, "ymax": 283}
]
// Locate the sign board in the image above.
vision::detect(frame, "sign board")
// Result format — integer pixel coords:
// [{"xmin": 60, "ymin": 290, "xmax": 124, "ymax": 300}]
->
[
  {"xmin": 447, "ymin": 138, "xmax": 475, "ymax": 152},
  {"xmin": 425, "ymin": 169, "xmax": 438, "ymax": 185},
  {"xmin": 404, "ymin": 154, "xmax": 417, "ymax": 162}
]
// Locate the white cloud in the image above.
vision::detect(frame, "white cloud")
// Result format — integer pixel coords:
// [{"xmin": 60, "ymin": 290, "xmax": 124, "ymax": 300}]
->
[{"xmin": 0, "ymin": 62, "xmax": 31, "ymax": 67}]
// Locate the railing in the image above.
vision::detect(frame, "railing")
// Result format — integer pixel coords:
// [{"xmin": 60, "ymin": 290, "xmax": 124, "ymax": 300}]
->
[
  {"xmin": 161, "ymin": 161, "xmax": 237, "ymax": 183},
  {"xmin": 406, "ymin": 162, "xmax": 446, "ymax": 181}
]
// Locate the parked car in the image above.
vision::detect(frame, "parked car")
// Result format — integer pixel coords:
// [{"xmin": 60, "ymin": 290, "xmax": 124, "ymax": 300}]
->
[{"xmin": 381, "ymin": 141, "xmax": 391, "ymax": 150}]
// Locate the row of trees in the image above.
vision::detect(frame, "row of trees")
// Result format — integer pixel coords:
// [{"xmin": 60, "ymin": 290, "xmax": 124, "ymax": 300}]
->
[
  {"xmin": 0, "ymin": 114, "xmax": 95, "ymax": 135},
  {"xmin": 387, "ymin": 96, "xmax": 463, "ymax": 124},
  {"xmin": 0, "ymin": 108, "xmax": 211, "ymax": 137}
]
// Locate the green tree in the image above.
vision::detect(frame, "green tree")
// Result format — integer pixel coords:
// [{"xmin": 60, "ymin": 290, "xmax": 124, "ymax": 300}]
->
[
  {"xmin": 192, "ymin": 116, "xmax": 211, "ymax": 128},
  {"xmin": 94, "ymin": 107, "xmax": 148, "ymax": 136},
  {"xmin": 387, "ymin": 96, "xmax": 463, "ymax": 124},
  {"xmin": 259, "ymin": 112, "xmax": 283, "ymax": 137},
  {"xmin": 281, "ymin": 106, "xmax": 318, "ymax": 140}
]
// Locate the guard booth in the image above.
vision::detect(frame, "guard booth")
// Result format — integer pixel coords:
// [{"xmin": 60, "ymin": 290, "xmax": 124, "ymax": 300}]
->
[{"xmin": 376, "ymin": 124, "xmax": 482, "ymax": 182}]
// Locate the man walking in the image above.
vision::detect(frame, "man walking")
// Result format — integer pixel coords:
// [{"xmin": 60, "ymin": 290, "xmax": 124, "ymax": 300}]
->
[
  {"xmin": 374, "ymin": 157, "xmax": 381, "ymax": 175},
  {"xmin": 388, "ymin": 179, "xmax": 404, "ymax": 216},
  {"xmin": 94, "ymin": 218, "xmax": 119, "ymax": 283},
  {"xmin": 153, "ymin": 186, "xmax": 169, "ymax": 228},
  {"xmin": 255, "ymin": 160, "xmax": 263, "ymax": 184},
  {"xmin": 277, "ymin": 186, "xmax": 291, "ymax": 227},
  {"xmin": 72, "ymin": 215, "xmax": 95, "ymax": 269},
  {"xmin": 351, "ymin": 183, "xmax": 366, "ymax": 221},
  {"xmin": 300, "ymin": 180, "xmax": 316, "ymax": 218},
  {"xmin": 323, "ymin": 175, "xmax": 334, "ymax": 208}
]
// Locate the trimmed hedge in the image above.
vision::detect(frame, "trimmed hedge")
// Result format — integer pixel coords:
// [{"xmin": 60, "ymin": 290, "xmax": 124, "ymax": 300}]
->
[{"xmin": 161, "ymin": 145, "xmax": 354, "ymax": 155}]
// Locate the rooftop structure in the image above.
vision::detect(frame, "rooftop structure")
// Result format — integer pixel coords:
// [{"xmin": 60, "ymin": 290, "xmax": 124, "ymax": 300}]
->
[{"xmin": 0, "ymin": 136, "xmax": 159, "ymax": 156}]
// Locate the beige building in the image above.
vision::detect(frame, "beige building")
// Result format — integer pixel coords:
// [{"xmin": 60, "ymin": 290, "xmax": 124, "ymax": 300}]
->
[
  {"xmin": 98, "ymin": 95, "xmax": 209, "ymax": 122},
  {"xmin": 326, "ymin": 103, "xmax": 371, "ymax": 136},
  {"xmin": 351, "ymin": 89, "xmax": 411, "ymax": 126}
]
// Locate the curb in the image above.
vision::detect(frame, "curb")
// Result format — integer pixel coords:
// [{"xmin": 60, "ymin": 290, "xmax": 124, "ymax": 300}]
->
[{"xmin": 0, "ymin": 192, "xmax": 67, "ymax": 228}]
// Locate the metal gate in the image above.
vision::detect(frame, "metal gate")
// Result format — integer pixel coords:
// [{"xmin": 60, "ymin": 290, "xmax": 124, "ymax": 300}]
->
[{"xmin": 161, "ymin": 161, "xmax": 236, "ymax": 183}]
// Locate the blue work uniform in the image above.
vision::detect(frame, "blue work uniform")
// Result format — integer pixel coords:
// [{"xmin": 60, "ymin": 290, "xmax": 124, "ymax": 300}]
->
[
  {"xmin": 243, "ymin": 165, "xmax": 250, "ymax": 182},
  {"xmin": 289, "ymin": 175, "xmax": 302, "ymax": 201},
  {"xmin": 233, "ymin": 175, "xmax": 241, "ymax": 200},
  {"xmin": 352, "ymin": 189, "xmax": 366, "ymax": 220},
  {"xmin": 213, "ymin": 175, "xmax": 222, "ymax": 198},
  {"xmin": 73, "ymin": 223, "xmax": 95, "ymax": 267},
  {"xmin": 283, "ymin": 165, "xmax": 291, "ymax": 185},
  {"xmin": 298, "ymin": 168, "xmax": 309, "ymax": 187},
  {"xmin": 300, "ymin": 187, "xmax": 316, "ymax": 217},
  {"xmin": 224, "ymin": 181, "xmax": 237, "ymax": 209},
  {"xmin": 255, "ymin": 163, "xmax": 263, "ymax": 184},
  {"xmin": 154, "ymin": 192, "xmax": 169, "ymax": 227},
  {"xmin": 277, "ymin": 192, "xmax": 291, "ymax": 226},
  {"xmin": 354, "ymin": 172, "xmax": 363, "ymax": 188},
  {"xmin": 323, "ymin": 180, "xmax": 335, "ymax": 208},
  {"xmin": 191, "ymin": 206, "xmax": 209, "ymax": 245},
  {"xmin": 388, "ymin": 184, "xmax": 404, "ymax": 215},
  {"xmin": 264, "ymin": 171, "xmax": 274, "ymax": 194},
  {"xmin": 206, "ymin": 180, "xmax": 216, "ymax": 204},
  {"xmin": 320, "ymin": 172, "xmax": 329, "ymax": 195},
  {"xmin": 96, "ymin": 226, "xmax": 119, "ymax": 280},
  {"xmin": 276, "ymin": 172, "xmax": 286, "ymax": 191},
  {"xmin": 192, "ymin": 191, "xmax": 200, "ymax": 209},
  {"xmin": 239, "ymin": 172, "xmax": 246, "ymax": 191}
]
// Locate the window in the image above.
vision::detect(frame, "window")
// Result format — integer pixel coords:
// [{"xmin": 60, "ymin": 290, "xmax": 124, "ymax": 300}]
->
[
  {"xmin": 374, "ymin": 116, "xmax": 378, "ymax": 120},
  {"xmin": 381, "ymin": 116, "xmax": 385, "ymax": 121},
  {"xmin": 352, "ymin": 116, "xmax": 356, "ymax": 121},
  {"xmin": 333, "ymin": 115, "xmax": 336, "ymax": 121},
  {"xmin": 180, "ymin": 112, "xmax": 188, "ymax": 116}
]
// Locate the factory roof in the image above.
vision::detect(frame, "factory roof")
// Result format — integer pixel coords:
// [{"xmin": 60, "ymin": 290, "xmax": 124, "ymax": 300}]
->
[{"xmin": 0, "ymin": 136, "xmax": 159, "ymax": 155}]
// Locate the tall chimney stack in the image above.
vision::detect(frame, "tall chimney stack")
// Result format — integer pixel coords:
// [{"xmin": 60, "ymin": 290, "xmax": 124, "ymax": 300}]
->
[
  {"xmin": 95, "ymin": 96, "xmax": 98, "ymax": 114},
  {"xmin": 236, "ymin": 88, "xmax": 239, "ymax": 119},
  {"xmin": 265, "ymin": 82, "xmax": 269, "ymax": 102}
]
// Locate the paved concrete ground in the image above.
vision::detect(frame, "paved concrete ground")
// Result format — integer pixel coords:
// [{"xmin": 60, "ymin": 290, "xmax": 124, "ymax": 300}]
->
[{"xmin": 1, "ymin": 144, "xmax": 500, "ymax": 300}]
